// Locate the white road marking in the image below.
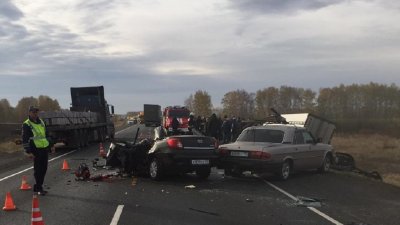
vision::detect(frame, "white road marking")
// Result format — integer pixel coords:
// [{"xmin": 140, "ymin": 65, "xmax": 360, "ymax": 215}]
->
[
  {"xmin": 115, "ymin": 126, "xmax": 133, "ymax": 135},
  {"xmin": 110, "ymin": 205, "xmax": 124, "ymax": 225},
  {"xmin": 0, "ymin": 150, "xmax": 77, "ymax": 182},
  {"xmin": 263, "ymin": 179, "xmax": 344, "ymax": 225}
]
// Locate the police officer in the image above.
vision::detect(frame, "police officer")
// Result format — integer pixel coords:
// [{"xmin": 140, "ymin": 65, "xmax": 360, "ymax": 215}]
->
[{"xmin": 22, "ymin": 106, "xmax": 54, "ymax": 195}]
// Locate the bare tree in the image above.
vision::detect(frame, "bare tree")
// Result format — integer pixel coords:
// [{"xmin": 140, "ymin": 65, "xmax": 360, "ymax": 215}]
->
[
  {"xmin": 193, "ymin": 90, "xmax": 212, "ymax": 117},
  {"xmin": 221, "ymin": 89, "xmax": 255, "ymax": 120},
  {"xmin": 38, "ymin": 95, "xmax": 61, "ymax": 111},
  {"xmin": 0, "ymin": 99, "xmax": 15, "ymax": 122},
  {"xmin": 184, "ymin": 94, "xmax": 194, "ymax": 112},
  {"xmin": 255, "ymin": 87, "xmax": 279, "ymax": 119},
  {"xmin": 15, "ymin": 97, "xmax": 38, "ymax": 122}
]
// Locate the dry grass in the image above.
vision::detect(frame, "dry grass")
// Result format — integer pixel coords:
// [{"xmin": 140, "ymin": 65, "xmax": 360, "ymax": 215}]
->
[
  {"xmin": 0, "ymin": 138, "xmax": 22, "ymax": 153},
  {"xmin": 332, "ymin": 134, "xmax": 400, "ymax": 187}
]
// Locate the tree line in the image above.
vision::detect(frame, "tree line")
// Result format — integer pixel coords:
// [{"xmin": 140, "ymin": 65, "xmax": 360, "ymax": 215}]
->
[
  {"xmin": 184, "ymin": 83, "xmax": 400, "ymax": 135},
  {"xmin": 0, "ymin": 96, "xmax": 60, "ymax": 123}
]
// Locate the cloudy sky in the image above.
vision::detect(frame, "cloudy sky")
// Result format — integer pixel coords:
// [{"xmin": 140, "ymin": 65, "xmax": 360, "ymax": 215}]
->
[{"xmin": 1, "ymin": 0, "xmax": 399, "ymax": 113}]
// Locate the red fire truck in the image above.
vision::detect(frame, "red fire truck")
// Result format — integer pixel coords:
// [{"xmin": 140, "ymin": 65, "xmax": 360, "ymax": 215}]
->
[{"xmin": 162, "ymin": 106, "xmax": 191, "ymax": 135}]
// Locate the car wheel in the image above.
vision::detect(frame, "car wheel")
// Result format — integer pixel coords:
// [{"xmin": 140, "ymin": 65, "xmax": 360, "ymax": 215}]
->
[
  {"xmin": 196, "ymin": 168, "xmax": 211, "ymax": 180},
  {"xmin": 149, "ymin": 158, "xmax": 163, "ymax": 180},
  {"xmin": 318, "ymin": 154, "xmax": 332, "ymax": 173},
  {"xmin": 277, "ymin": 160, "xmax": 291, "ymax": 181}
]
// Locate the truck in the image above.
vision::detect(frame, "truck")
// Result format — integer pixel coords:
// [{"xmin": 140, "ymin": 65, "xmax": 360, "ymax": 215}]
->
[
  {"xmin": 162, "ymin": 106, "xmax": 191, "ymax": 135},
  {"xmin": 39, "ymin": 86, "xmax": 115, "ymax": 148},
  {"xmin": 143, "ymin": 104, "xmax": 162, "ymax": 127}
]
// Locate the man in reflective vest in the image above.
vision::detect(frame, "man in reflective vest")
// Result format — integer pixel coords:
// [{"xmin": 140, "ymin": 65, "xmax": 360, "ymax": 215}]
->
[{"xmin": 22, "ymin": 106, "xmax": 55, "ymax": 195}]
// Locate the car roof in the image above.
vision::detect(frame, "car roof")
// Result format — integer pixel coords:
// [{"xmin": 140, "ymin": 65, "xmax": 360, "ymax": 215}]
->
[{"xmin": 249, "ymin": 124, "xmax": 305, "ymax": 131}]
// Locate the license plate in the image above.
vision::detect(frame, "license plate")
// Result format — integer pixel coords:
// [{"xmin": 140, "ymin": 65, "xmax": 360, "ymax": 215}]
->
[
  {"xmin": 230, "ymin": 151, "xmax": 248, "ymax": 157},
  {"xmin": 191, "ymin": 160, "xmax": 210, "ymax": 165}
]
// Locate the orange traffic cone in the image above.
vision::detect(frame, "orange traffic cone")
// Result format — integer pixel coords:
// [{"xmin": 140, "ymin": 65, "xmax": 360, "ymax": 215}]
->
[
  {"xmin": 2, "ymin": 192, "xmax": 16, "ymax": 211},
  {"xmin": 20, "ymin": 175, "xmax": 32, "ymax": 190},
  {"xmin": 31, "ymin": 195, "xmax": 45, "ymax": 225},
  {"xmin": 62, "ymin": 159, "xmax": 70, "ymax": 170},
  {"xmin": 99, "ymin": 143, "xmax": 106, "ymax": 158}
]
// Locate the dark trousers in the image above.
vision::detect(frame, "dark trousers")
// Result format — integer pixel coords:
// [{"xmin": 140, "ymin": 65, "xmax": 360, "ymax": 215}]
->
[{"xmin": 32, "ymin": 148, "xmax": 49, "ymax": 191}]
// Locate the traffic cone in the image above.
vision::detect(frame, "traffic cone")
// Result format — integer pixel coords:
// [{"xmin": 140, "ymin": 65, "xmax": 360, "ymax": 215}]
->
[
  {"xmin": 31, "ymin": 195, "xmax": 45, "ymax": 225},
  {"xmin": 62, "ymin": 159, "xmax": 70, "ymax": 170},
  {"xmin": 2, "ymin": 192, "xmax": 16, "ymax": 211},
  {"xmin": 99, "ymin": 143, "xmax": 106, "ymax": 158},
  {"xmin": 20, "ymin": 175, "xmax": 32, "ymax": 190}
]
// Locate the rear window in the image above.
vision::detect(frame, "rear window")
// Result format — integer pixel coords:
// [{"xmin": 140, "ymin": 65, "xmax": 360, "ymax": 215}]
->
[
  {"xmin": 237, "ymin": 129, "xmax": 284, "ymax": 143},
  {"xmin": 167, "ymin": 110, "xmax": 190, "ymax": 117}
]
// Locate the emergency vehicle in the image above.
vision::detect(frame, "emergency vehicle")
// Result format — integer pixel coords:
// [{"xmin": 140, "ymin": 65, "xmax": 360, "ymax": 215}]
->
[{"xmin": 162, "ymin": 106, "xmax": 191, "ymax": 134}]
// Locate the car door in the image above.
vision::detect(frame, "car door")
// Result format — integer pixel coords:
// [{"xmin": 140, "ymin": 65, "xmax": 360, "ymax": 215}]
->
[
  {"xmin": 302, "ymin": 131, "xmax": 324, "ymax": 169},
  {"xmin": 291, "ymin": 130, "xmax": 310, "ymax": 170}
]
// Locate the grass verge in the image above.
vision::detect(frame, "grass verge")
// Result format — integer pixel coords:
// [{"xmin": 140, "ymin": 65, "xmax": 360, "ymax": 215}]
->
[
  {"xmin": 332, "ymin": 134, "xmax": 400, "ymax": 188},
  {"xmin": 0, "ymin": 136, "xmax": 21, "ymax": 154}
]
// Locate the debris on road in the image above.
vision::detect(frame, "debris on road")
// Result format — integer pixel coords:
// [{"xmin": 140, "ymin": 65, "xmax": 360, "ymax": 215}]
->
[
  {"xmin": 295, "ymin": 196, "xmax": 322, "ymax": 208},
  {"xmin": 333, "ymin": 152, "xmax": 383, "ymax": 181},
  {"xmin": 245, "ymin": 198, "xmax": 254, "ymax": 203},
  {"xmin": 185, "ymin": 185, "xmax": 196, "ymax": 189},
  {"xmin": 132, "ymin": 177, "xmax": 138, "ymax": 187},
  {"xmin": 189, "ymin": 208, "xmax": 219, "ymax": 217}
]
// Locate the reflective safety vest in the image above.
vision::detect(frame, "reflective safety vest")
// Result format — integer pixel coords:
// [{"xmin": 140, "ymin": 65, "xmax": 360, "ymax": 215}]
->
[{"xmin": 24, "ymin": 118, "xmax": 49, "ymax": 149}]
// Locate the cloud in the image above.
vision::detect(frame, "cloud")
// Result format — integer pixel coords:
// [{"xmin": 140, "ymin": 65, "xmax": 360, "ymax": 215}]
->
[
  {"xmin": 1, "ymin": 0, "xmax": 400, "ymax": 113},
  {"xmin": 0, "ymin": 1, "xmax": 23, "ymax": 20},
  {"xmin": 228, "ymin": 0, "xmax": 345, "ymax": 15}
]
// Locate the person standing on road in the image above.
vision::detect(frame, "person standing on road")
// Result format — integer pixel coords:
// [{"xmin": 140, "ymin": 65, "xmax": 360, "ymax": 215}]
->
[
  {"xmin": 22, "ymin": 106, "xmax": 54, "ymax": 195},
  {"xmin": 188, "ymin": 113, "xmax": 195, "ymax": 133},
  {"xmin": 207, "ymin": 113, "xmax": 220, "ymax": 140},
  {"xmin": 171, "ymin": 116, "xmax": 180, "ymax": 135},
  {"xmin": 221, "ymin": 115, "xmax": 232, "ymax": 144}
]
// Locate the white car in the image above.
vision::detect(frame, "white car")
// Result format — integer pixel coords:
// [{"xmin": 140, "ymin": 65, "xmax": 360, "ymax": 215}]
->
[{"xmin": 218, "ymin": 124, "xmax": 334, "ymax": 180}]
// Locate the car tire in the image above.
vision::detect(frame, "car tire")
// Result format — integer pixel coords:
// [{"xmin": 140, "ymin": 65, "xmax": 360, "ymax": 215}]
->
[
  {"xmin": 318, "ymin": 154, "xmax": 332, "ymax": 173},
  {"xmin": 277, "ymin": 160, "xmax": 291, "ymax": 181},
  {"xmin": 149, "ymin": 158, "xmax": 164, "ymax": 181},
  {"xmin": 196, "ymin": 168, "xmax": 211, "ymax": 180}
]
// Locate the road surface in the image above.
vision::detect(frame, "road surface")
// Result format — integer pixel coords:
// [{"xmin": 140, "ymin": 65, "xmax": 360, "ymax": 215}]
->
[{"xmin": 0, "ymin": 124, "xmax": 399, "ymax": 225}]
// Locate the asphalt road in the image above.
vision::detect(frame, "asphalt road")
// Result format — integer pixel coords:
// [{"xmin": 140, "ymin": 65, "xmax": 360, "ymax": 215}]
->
[{"xmin": 0, "ymin": 124, "xmax": 399, "ymax": 225}]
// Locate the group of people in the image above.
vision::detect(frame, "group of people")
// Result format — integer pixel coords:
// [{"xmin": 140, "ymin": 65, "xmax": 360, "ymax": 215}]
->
[{"xmin": 189, "ymin": 113, "xmax": 242, "ymax": 144}]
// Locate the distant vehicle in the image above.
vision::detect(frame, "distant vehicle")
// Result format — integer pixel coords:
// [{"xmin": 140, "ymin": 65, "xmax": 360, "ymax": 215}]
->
[
  {"xmin": 39, "ymin": 86, "xmax": 115, "ymax": 148},
  {"xmin": 143, "ymin": 104, "xmax": 162, "ymax": 127},
  {"xmin": 127, "ymin": 120, "xmax": 135, "ymax": 125},
  {"xmin": 162, "ymin": 106, "xmax": 191, "ymax": 135},
  {"xmin": 148, "ymin": 134, "xmax": 219, "ymax": 180},
  {"xmin": 218, "ymin": 112, "xmax": 335, "ymax": 180}
]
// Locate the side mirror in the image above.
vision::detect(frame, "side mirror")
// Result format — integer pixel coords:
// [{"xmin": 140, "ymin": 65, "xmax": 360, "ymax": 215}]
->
[{"xmin": 111, "ymin": 106, "xmax": 115, "ymax": 115}]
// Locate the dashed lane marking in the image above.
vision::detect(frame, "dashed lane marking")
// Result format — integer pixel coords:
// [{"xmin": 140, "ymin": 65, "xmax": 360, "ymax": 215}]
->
[
  {"xmin": 0, "ymin": 150, "xmax": 77, "ymax": 182},
  {"xmin": 262, "ymin": 179, "xmax": 344, "ymax": 225},
  {"xmin": 115, "ymin": 126, "xmax": 133, "ymax": 135},
  {"xmin": 110, "ymin": 205, "xmax": 124, "ymax": 225}
]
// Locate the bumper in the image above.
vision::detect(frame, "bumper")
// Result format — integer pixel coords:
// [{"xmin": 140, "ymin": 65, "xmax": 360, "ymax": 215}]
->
[
  {"xmin": 218, "ymin": 157, "xmax": 282, "ymax": 173},
  {"xmin": 157, "ymin": 153, "xmax": 218, "ymax": 173}
]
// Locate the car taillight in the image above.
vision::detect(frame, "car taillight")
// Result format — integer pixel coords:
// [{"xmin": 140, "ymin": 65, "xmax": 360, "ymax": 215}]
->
[
  {"xmin": 218, "ymin": 147, "xmax": 229, "ymax": 156},
  {"xmin": 167, "ymin": 138, "xmax": 183, "ymax": 149},
  {"xmin": 249, "ymin": 151, "xmax": 271, "ymax": 160}
]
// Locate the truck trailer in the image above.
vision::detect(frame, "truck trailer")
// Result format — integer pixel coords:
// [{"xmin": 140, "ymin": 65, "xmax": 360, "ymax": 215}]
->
[
  {"xmin": 143, "ymin": 104, "xmax": 161, "ymax": 127},
  {"xmin": 39, "ymin": 86, "xmax": 115, "ymax": 148}
]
